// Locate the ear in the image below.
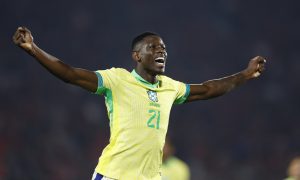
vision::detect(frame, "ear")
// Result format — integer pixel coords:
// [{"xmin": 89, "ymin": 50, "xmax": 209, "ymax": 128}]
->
[{"xmin": 132, "ymin": 51, "xmax": 141, "ymax": 63}]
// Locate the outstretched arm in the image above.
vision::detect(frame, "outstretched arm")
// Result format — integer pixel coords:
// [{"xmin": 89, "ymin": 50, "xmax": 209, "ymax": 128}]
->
[
  {"xmin": 12, "ymin": 27, "xmax": 98, "ymax": 92},
  {"xmin": 186, "ymin": 56, "xmax": 266, "ymax": 102}
]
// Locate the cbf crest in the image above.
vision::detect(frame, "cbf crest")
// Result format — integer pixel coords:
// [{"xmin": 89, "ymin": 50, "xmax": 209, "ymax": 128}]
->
[{"xmin": 147, "ymin": 90, "xmax": 158, "ymax": 102}]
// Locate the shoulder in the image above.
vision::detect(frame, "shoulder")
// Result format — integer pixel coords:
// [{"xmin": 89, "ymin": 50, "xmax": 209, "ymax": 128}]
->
[
  {"xmin": 96, "ymin": 67, "xmax": 130, "ymax": 76},
  {"xmin": 159, "ymin": 75, "xmax": 178, "ymax": 85},
  {"xmin": 159, "ymin": 74, "xmax": 174, "ymax": 81},
  {"xmin": 99, "ymin": 67, "xmax": 129, "ymax": 73},
  {"xmin": 114, "ymin": 67, "xmax": 130, "ymax": 73},
  {"xmin": 159, "ymin": 75, "xmax": 186, "ymax": 89},
  {"xmin": 110, "ymin": 67, "xmax": 130, "ymax": 76},
  {"xmin": 170, "ymin": 157, "xmax": 189, "ymax": 168},
  {"xmin": 163, "ymin": 156, "xmax": 190, "ymax": 176}
]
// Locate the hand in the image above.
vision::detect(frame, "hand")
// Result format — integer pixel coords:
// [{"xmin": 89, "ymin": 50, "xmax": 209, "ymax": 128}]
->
[
  {"xmin": 244, "ymin": 56, "xmax": 266, "ymax": 79},
  {"xmin": 13, "ymin": 27, "xmax": 34, "ymax": 52}
]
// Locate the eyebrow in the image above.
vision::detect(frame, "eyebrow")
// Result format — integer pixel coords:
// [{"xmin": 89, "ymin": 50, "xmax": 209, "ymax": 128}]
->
[{"xmin": 148, "ymin": 44, "xmax": 166, "ymax": 48}]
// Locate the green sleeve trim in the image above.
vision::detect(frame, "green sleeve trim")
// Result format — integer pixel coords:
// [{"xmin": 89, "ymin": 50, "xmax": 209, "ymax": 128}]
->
[
  {"xmin": 105, "ymin": 89, "xmax": 114, "ymax": 127},
  {"xmin": 174, "ymin": 84, "xmax": 190, "ymax": 104},
  {"xmin": 94, "ymin": 71, "xmax": 107, "ymax": 95},
  {"xmin": 93, "ymin": 71, "xmax": 114, "ymax": 127},
  {"xmin": 184, "ymin": 84, "xmax": 190, "ymax": 98}
]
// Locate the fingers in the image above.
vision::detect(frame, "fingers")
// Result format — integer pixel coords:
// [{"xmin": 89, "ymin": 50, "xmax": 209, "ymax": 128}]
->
[
  {"xmin": 255, "ymin": 56, "xmax": 266, "ymax": 78},
  {"xmin": 252, "ymin": 56, "xmax": 266, "ymax": 68},
  {"xmin": 258, "ymin": 57, "xmax": 266, "ymax": 72},
  {"xmin": 247, "ymin": 56, "xmax": 267, "ymax": 78},
  {"xmin": 14, "ymin": 26, "xmax": 30, "ymax": 37},
  {"xmin": 12, "ymin": 26, "xmax": 32, "ymax": 46},
  {"xmin": 253, "ymin": 56, "xmax": 266, "ymax": 64},
  {"xmin": 13, "ymin": 29, "xmax": 24, "ymax": 44},
  {"xmin": 23, "ymin": 26, "xmax": 31, "ymax": 34},
  {"xmin": 17, "ymin": 26, "xmax": 30, "ymax": 34},
  {"xmin": 13, "ymin": 31, "xmax": 25, "ymax": 45},
  {"xmin": 253, "ymin": 71, "xmax": 261, "ymax": 78}
]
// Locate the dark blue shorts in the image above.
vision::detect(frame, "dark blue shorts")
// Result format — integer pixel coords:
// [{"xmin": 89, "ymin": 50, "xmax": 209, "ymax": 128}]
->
[{"xmin": 92, "ymin": 172, "xmax": 103, "ymax": 180}]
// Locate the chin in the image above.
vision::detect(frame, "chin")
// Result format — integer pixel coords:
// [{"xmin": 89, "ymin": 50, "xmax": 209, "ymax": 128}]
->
[
  {"xmin": 156, "ymin": 69, "xmax": 165, "ymax": 75},
  {"xmin": 148, "ymin": 67, "xmax": 165, "ymax": 75}
]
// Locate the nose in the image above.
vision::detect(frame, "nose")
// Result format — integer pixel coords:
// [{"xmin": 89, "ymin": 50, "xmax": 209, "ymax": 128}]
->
[
  {"xmin": 158, "ymin": 51, "xmax": 167, "ymax": 58},
  {"xmin": 157, "ymin": 47, "xmax": 167, "ymax": 57}
]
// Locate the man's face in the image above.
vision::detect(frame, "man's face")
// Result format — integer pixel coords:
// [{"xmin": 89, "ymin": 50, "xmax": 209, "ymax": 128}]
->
[{"xmin": 136, "ymin": 36, "xmax": 168, "ymax": 75}]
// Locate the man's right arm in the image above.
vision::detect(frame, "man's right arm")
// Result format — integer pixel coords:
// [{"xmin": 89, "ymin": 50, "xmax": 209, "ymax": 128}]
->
[{"xmin": 13, "ymin": 27, "xmax": 98, "ymax": 92}]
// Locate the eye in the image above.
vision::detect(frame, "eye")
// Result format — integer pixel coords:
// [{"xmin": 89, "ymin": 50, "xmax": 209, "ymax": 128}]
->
[
  {"xmin": 148, "ymin": 44, "xmax": 166, "ymax": 51},
  {"xmin": 149, "ymin": 45, "xmax": 155, "ymax": 49}
]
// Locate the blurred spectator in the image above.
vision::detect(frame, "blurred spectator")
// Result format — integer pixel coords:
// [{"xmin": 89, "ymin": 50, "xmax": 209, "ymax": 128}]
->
[
  {"xmin": 285, "ymin": 156, "xmax": 300, "ymax": 180},
  {"xmin": 162, "ymin": 137, "xmax": 190, "ymax": 180}
]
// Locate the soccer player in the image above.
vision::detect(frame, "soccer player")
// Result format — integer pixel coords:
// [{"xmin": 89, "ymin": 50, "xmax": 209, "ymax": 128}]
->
[
  {"xmin": 285, "ymin": 156, "xmax": 300, "ymax": 180},
  {"xmin": 162, "ymin": 137, "xmax": 190, "ymax": 180},
  {"xmin": 13, "ymin": 27, "xmax": 266, "ymax": 180}
]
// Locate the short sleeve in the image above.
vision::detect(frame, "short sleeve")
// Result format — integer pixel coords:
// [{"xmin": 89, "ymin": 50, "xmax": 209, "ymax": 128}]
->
[
  {"xmin": 94, "ymin": 68, "xmax": 119, "ymax": 95},
  {"xmin": 174, "ymin": 81, "xmax": 190, "ymax": 104}
]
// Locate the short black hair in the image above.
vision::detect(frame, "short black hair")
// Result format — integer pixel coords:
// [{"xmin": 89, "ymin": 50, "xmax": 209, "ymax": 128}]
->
[{"xmin": 131, "ymin": 32, "xmax": 160, "ymax": 51}]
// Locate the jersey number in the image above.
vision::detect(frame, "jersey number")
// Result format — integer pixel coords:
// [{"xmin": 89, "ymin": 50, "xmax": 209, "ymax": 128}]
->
[{"xmin": 147, "ymin": 110, "xmax": 160, "ymax": 129}]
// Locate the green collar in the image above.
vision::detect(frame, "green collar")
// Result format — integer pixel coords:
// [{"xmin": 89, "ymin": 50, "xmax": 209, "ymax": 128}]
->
[{"xmin": 131, "ymin": 69, "xmax": 160, "ymax": 89}]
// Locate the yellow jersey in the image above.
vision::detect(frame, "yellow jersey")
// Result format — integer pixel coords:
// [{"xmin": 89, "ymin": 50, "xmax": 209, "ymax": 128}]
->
[
  {"xmin": 94, "ymin": 68, "xmax": 190, "ymax": 180},
  {"xmin": 162, "ymin": 156, "xmax": 190, "ymax": 180}
]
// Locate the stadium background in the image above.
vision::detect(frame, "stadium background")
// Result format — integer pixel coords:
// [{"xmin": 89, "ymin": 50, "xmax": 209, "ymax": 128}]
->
[{"xmin": 0, "ymin": 0, "xmax": 299, "ymax": 179}]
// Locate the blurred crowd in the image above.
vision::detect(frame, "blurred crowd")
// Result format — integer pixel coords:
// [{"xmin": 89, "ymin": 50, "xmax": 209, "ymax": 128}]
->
[{"xmin": 1, "ymin": 0, "xmax": 299, "ymax": 179}]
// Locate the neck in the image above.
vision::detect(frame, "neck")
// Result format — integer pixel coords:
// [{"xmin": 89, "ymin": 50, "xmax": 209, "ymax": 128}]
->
[{"xmin": 135, "ymin": 67, "xmax": 157, "ymax": 84}]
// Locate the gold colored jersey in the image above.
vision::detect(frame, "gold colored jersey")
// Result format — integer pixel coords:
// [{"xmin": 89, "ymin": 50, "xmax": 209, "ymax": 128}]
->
[
  {"xmin": 162, "ymin": 156, "xmax": 190, "ymax": 180},
  {"xmin": 94, "ymin": 68, "xmax": 190, "ymax": 180}
]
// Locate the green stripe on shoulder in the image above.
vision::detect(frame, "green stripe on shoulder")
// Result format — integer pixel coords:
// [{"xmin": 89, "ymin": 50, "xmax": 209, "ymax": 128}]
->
[
  {"xmin": 105, "ymin": 89, "xmax": 114, "ymax": 127},
  {"xmin": 174, "ymin": 84, "xmax": 190, "ymax": 104},
  {"xmin": 184, "ymin": 84, "xmax": 190, "ymax": 99},
  {"xmin": 94, "ymin": 71, "xmax": 114, "ymax": 127},
  {"xmin": 94, "ymin": 71, "xmax": 107, "ymax": 95}
]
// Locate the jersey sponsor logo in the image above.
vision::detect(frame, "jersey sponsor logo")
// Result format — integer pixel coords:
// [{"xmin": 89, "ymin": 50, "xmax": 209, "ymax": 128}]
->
[{"xmin": 147, "ymin": 90, "xmax": 158, "ymax": 102}]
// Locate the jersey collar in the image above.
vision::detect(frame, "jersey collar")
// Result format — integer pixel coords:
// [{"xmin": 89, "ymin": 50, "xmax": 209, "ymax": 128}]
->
[{"xmin": 131, "ymin": 69, "xmax": 160, "ymax": 89}]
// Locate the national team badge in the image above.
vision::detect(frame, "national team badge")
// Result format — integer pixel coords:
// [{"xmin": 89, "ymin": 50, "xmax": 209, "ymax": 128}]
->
[{"xmin": 147, "ymin": 90, "xmax": 158, "ymax": 102}]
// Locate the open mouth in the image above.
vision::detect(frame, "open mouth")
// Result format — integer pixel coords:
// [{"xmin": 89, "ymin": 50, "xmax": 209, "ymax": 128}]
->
[{"xmin": 155, "ymin": 57, "xmax": 165, "ymax": 64}]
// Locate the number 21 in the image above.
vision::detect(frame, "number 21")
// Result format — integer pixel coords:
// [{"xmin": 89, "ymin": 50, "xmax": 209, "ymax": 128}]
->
[{"xmin": 147, "ymin": 110, "xmax": 160, "ymax": 129}]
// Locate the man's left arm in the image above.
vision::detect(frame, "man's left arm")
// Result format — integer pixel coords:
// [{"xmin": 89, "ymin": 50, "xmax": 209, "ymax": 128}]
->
[{"xmin": 186, "ymin": 56, "xmax": 266, "ymax": 102}]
